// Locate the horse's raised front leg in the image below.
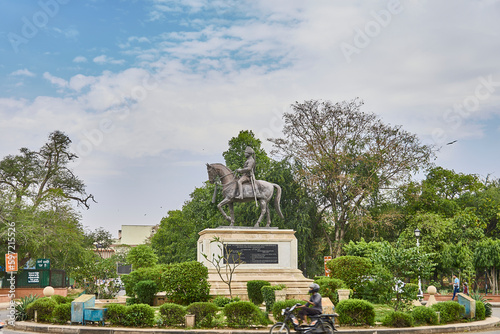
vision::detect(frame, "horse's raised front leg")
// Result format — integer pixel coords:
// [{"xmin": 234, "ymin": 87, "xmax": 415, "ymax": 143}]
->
[
  {"xmin": 254, "ymin": 199, "xmax": 267, "ymax": 227},
  {"xmin": 217, "ymin": 198, "xmax": 234, "ymax": 226}
]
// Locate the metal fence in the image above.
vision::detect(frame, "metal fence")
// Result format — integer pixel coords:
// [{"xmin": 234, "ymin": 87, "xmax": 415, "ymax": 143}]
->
[{"xmin": 1, "ymin": 269, "xmax": 66, "ymax": 288}]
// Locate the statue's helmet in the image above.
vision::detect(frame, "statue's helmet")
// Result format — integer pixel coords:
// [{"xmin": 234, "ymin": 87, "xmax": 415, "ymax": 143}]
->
[{"xmin": 245, "ymin": 146, "xmax": 255, "ymax": 155}]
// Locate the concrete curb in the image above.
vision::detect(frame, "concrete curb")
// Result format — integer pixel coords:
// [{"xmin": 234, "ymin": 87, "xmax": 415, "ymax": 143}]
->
[{"xmin": 9, "ymin": 317, "xmax": 500, "ymax": 334}]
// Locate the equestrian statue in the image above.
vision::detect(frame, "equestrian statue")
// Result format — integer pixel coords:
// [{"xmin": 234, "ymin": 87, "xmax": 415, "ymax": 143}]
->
[{"xmin": 206, "ymin": 146, "xmax": 283, "ymax": 227}]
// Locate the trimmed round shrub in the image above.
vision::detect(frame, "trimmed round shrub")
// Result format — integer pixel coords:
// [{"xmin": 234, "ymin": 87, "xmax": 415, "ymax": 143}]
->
[
  {"xmin": 314, "ymin": 276, "xmax": 346, "ymax": 304},
  {"xmin": 159, "ymin": 303, "xmax": 186, "ymax": 326},
  {"xmin": 224, "ymin": 301, "xmax": 262, "ymax": 328},
  {"xmin": 475, "ymin": 300, "xmax": 486, "ymax": 320},
  {"xmin": 382, "ymin": 311, "xmax": 414, "ymax": 327},
  {"xmin": 162, "ymin": 261, "xmax": 210, "ymax": 305},
  {"xmin": 53, "ymin": 303, "xmax": 71, "ymax": 324},
  {"xmin": 247, "ymin": 280, "xmax": 271, "ymax": 305},
  {"xmin": 124, "ymin": 303, "xmax": 155, "ymax": 327},
  {"xmin": 271, "ymin": 300, "xmax": 302, "ymax": 323},
  {"xmin": 212, "ymin": 296, "xmax": 240, "ymax": 308},
  {"xmin": 431, "ymin": 301, "xmax": 465, "ymax": 323},
  {"xmin": 186, "ymin": 302, "xmax": 219, "ymax": 328},
  {"xmin": 326, "ymin": 256, "xmax": 372, "ymax": 290},
  {"xmin": 336, "ymin": 299, "xmax": 375, "ymax": 326},
  {"xmin": 105, "ymin": 303, "xmax": 127, "ymax": 326},
  {"xmin": 134, "ymin": 280, "xmax": 158, "ymax": 306},
  {"xmin": 26, "ymin": 297, "xmax": 57, "ymax": 322},
  {"xmin": 411, "ymin": 306, "xmax": 438, "ymax": 325}
]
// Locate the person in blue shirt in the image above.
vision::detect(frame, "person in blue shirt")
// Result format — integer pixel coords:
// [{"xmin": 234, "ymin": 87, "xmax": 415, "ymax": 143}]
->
[{"xmin": 451, "ymin": 274, "xmax": 460, "ymax": 300}]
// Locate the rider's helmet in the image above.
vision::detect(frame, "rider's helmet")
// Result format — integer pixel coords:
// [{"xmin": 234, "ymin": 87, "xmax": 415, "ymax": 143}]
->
[{"xmin": 309, "ymin": 283, "xmax": 320, "ymax": 293}]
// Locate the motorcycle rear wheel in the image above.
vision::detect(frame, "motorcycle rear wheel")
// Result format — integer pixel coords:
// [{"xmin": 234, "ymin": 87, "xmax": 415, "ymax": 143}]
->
[
  {"xmin": 321, "ymin": 322, "xmax": 335, "ymax": 334},
  {"xmin": 270, "ymin": 323, "xmax": 290, "ymax": 334}
]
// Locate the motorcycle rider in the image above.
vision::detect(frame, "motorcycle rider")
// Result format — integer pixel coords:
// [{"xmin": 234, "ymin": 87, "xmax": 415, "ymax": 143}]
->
[{"xmin": 298, "ymin": 283, "xmax": 322, "ymax": 326}]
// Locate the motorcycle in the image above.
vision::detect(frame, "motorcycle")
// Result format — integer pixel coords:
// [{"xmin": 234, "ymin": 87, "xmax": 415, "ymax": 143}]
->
[{"xmin": 269, "ymin": 303, "xmax": 337, "ymax": 334}]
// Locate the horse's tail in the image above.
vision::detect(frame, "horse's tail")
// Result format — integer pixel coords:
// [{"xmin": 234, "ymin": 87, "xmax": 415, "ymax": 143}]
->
[{"xmin": 273, "ymin": 183, "xmax": 284, "ymax": 219}]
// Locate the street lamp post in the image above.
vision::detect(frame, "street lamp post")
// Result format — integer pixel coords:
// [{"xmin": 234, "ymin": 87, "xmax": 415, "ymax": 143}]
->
[{"xmin": 414, "ymin": 228, "xmax": 424, "ymax": 299}]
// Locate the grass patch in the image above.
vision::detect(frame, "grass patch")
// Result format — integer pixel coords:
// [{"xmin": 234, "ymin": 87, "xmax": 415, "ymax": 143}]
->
[{"xmin": 373, "ymin": 304, "xmax": 394, "ymax": 323}]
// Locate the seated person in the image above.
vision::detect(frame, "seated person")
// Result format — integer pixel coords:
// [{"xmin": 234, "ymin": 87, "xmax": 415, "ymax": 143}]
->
[{"xmin": 298, "ymin": 283, "xmax": 322, "ymax": 326}]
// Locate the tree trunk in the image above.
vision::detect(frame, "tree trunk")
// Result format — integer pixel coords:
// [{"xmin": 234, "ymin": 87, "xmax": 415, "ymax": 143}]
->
[{"xmin": 333, "ymin": 221, "xmax": 346, "ymax": 258}]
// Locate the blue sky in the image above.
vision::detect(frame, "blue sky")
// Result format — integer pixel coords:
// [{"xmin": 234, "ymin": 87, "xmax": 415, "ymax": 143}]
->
[{"xmin": 1, "ymin": 0, "xmax": 500, "ymax": 237}]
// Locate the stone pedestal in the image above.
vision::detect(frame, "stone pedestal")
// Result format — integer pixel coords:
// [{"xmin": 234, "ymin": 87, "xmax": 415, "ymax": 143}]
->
[
  {"xmin": 197, "ymin": 227, "xmax": 312, "ymax": 299},
  {"xmin": 426, "ymin": 286, "xmax": 438, "ymax": 308},
  {"xmin": 337, "ymin": 289, "xmax": 350, "ymax": 302}
]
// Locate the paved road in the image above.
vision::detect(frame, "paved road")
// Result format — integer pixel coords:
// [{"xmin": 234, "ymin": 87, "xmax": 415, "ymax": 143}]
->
[{"xmin": 1, "ymin": 305, "xmax": 499, "ymax": 334}]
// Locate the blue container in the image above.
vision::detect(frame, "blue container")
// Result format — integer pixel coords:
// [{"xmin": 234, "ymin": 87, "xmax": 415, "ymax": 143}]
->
[
  {"xmin": 83, "ymin": 307, "xmax": 107, "ymax": 326},
  {"xmin": 71, "ymin": 294, "xmax": 95, "ymax": 323}
]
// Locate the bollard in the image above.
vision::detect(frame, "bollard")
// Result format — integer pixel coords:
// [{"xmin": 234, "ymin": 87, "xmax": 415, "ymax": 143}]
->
[{"xmin": 185, "ymin": 314, "xmax": 195, "ymax": 327}]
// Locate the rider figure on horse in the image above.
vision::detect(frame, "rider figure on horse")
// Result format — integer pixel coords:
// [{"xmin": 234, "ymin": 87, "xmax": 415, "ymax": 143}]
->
[{"xmin": 236, "ymin": 146, "xmax": 256, "ymax": 199}]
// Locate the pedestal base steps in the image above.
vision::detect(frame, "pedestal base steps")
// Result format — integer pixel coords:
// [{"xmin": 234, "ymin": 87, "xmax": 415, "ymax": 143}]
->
[
  {"xmin": 198, "ymin": 227, "xmax": 313, "ymax": 300},
  {"xmin": 207, "ymin": 268, "xmax": 313, "ymax": 300}
]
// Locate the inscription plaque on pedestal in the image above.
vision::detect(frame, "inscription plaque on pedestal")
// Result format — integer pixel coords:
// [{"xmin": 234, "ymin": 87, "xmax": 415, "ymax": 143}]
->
[{"xmin": 224, "ymin": 244, "xmax": 278, "ymax": 264}]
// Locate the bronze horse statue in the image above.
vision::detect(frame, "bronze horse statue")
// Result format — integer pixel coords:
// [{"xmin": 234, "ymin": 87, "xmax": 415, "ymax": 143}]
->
[{"xmin": 206, "ymin": 163, "xmax": 284, "ymax": 227}]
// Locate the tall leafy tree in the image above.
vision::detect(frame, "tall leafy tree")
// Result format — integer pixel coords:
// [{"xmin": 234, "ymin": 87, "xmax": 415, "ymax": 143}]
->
[
  {"xmin": 0, "ymin": 131, "xmax": 96, "ymax": 267},
  {"xmin": 399, "ymin": 167, "xmax": 484, "ymax": 217},
  {"xmin": 270, "ymin": 99, "xmax": 435, "ymax": 256},
  {"xmin": 474, "ymin": 238, "xmax": 500, "ymax": 295},
  {"xmin": 127, "ymin": 244, "xmax": 158, "ymax": 269}
]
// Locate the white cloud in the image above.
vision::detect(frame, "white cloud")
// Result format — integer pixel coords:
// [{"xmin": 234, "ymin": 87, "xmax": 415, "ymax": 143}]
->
[
  {"xmin": 43, "ymin": 72, "xmax": 68, "ymax": 89},
  {"xmin": 53, "ymin": 27, "xmax": 79, "ymax": 39},
  {"xmin": 73, "ymin": 56, "xmax": 88, "ymax": 63},
  {"xmin": 10, "ymin": 69, "xmax": 36, "ymax": 77},
  {"xmin": 93, "ymin": 55, "xmax": 126, "ymax": 65},
  {"xmin": 2, "ymin": 1, "xmax": 500, "ymax": 232}
]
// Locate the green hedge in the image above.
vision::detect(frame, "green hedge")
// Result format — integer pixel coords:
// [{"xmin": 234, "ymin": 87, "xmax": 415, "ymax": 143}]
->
[
  {"xmin": 262, "ymin": 284, "xmax": 285, "ymax": 312},
  {"xmin": 134, "ymin": 280, "xmax": 158, "ymax": 306},
  {"xmin": 475, "ymin": 300, "xmax": 486, "ymax": 320},
  {"xmin": 314, "ymin": 276, "xmax": 346, "ymax": 304},
  {"xmin": 411, "ymin": 306, "xmax": 438, "ymax": 326},
  {"xmin": 121, "ymin": 264, "xmax": 169, "ymax": 296},
  {"xmin": 105, "ymin": 303, "xmax": 127, "ymax": 325},
  {"xmin": 186, "ymin": 302, "xmax": 219, "ymax": 328},
  {"xmin": 159, "ymin": 303, "xmax": 186, "ymax": 326},
  {"xmin": 123, "ymin": 303, "xmax": 156, "ymax": 327},
  {"xmin": 162, "ymin": 261, "xmax": 210, "ymax": 305},
  {"xmin": 247, "ymin": 280, "xmax": 271, "ymax": 305},
  {"xmin": 26, "ymin": 297, "xmax": 57, "ymax": 322},
  {"xmin": 431, "ymin": 301, "xmax": 465, "ymax": 323},
  {"xmin": 336, "ymin": 299, "xmax": 375, "ymax": 326},
  {"xmin": 271, "ymin": 300, "xmax": 302, "ymax": 323},
  {"xmin": 53, "ymin": 303, "xmax": 71, "ymax": 324},
  {"xmin": 51, "ymin": 295, "xmax": 73, "ymax": 304},
  {"xmin": 382, "ymin": 311, "xmax": 414, "ymax": 327},
  {"xmin": 326, "ymin": 256, "xmax": 372, "ymax": 290},
  {"xmin": 223, "ymin": 301, "xmax": 262, "ymax": 328},
  {"xmin": 212, "ymin": 296, "xmax": 240, "ymax": 308}
]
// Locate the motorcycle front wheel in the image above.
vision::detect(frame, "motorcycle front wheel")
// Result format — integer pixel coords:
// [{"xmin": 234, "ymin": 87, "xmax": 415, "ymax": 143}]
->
[
  {"xmin": 320, "ymin": 322, "xmax": 335, "ymax": 334},
  {"xmin": 269, "ymin": 322, "xmax": 290, "ymax": 334}
]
